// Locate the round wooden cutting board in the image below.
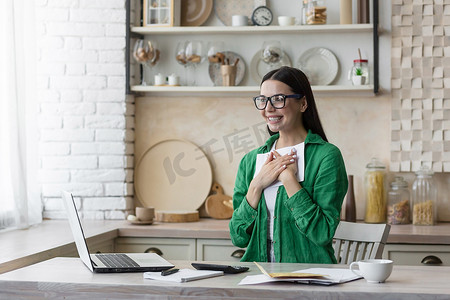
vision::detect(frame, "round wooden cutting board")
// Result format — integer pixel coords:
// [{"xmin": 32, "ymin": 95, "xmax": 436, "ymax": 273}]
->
[{"xmin": 134, "ymin": 139, "xmax": 212, "ymax": 212}]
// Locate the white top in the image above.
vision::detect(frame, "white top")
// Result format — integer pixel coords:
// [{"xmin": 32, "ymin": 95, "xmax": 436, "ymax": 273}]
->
[{"xmin": 256, "ymin": 141, "xmax": 305, "ymax": 262}]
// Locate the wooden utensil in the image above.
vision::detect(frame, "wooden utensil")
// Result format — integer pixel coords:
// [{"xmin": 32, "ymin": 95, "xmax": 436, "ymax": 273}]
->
[
  {"xmin": 198, "ymin": 182, "xmax": 224, "ymax": 218},
  {"xmin": 205, "ymin": 183, "xmax": 233, "ymax": 219}
]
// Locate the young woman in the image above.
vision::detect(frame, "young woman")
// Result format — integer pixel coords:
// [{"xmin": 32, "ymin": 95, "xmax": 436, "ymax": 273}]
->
[{"xmin": 229, "ymin": 67, "xmax": 348, "ymax": 263}]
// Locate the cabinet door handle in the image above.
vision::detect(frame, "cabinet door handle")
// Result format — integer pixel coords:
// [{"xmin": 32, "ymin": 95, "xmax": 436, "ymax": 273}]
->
[
  {"xmin": 231, "ymin": 249, "xmax": 245, "ymax": 258},
  {"xmin": 144, "ymin": 247, "xmax": 163, "ymax": 256},
  {"xmin": 421, "ymin": 255, "xmax": 443, "ymax": 265}
]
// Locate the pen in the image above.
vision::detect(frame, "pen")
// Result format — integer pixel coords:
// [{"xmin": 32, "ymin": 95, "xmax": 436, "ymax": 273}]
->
[{"xmin": 161, "ymin": 268, "xmax": 179, "ymax": 276}]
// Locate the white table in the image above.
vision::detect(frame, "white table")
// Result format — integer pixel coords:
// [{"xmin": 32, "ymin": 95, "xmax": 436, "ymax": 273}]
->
[{"xmin": 0, "ymin": 258, "xmax": 449, "ymax": 299}]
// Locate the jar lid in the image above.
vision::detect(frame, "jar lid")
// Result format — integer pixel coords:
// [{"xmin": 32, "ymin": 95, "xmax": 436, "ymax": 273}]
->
[
  {"xmin": 390, "ymin": 176, "xmax": 408, "ymax": 188},
  {"xmin": 366, "ymin": 157, "xmax": 385, "ymax": 169},
  {"xmin": 415, "ymin": 165, "xmax": 434, "ymax": 177},
  {"xmin": 353, "ymin": 59, "xmax": 368, "ymax": 63}
]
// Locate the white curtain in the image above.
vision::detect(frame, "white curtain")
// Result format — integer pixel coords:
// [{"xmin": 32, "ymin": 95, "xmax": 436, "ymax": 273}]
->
[{"xmin": 0, "ymin": 0, "xmax": 41, "ymax": 230}]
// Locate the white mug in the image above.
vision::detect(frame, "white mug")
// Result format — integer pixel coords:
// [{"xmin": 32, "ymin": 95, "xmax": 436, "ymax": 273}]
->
[
  {"xmin": 232, "ymin": 15, "xmax": 248, "ymax": 26},
  {"xmin": 168, "ymin": 73, "xmax": 179, "ymax": 86},
  {"xmin": 154, "ymin": 73, "xmax": 165, "ymax": 86},
  {"xmin": 350, "ymin": 259, "xmax": 393, "ymax": 283}
]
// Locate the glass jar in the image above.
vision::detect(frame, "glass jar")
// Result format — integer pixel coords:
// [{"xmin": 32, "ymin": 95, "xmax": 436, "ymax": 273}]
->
[
  {"xmin": 350, "ymin": 59, "xmax": 369, "ymax": 85},
  {"xmin": 301, "ymin": 0, "xmax": 308, "ymax": 25},
  {"xmin": 387, "ymin": 176, "xmax": 410, "ymax": 225},
  {"xmin": 364, "ymin": 158, "xmax": 387, "ymax": 223},
  {"xmin": 411, "ymin": 166, "xmax": 437, "ymax": 225},
  {"xmin": 305, "ymin": 0, "xmax": 327, "ymax": 25}
]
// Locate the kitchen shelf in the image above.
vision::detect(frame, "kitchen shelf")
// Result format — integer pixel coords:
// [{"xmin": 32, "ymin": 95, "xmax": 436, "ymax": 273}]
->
[
  {"xmin": 131, "ymin": 24, "xmax": 373, "ymax": 35},
  {"xmin": 126, "ymin": 0, "xmax": 379, "ymax": 95},
  {"xmin": 131, "ymin": 84, "xmax": 376, "ymax": 97}
]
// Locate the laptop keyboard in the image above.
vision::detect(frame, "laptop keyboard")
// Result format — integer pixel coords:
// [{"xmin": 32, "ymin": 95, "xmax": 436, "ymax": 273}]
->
[{"xmin": 95, "ymin": 253, "xmax": 140, "ymax": 268}]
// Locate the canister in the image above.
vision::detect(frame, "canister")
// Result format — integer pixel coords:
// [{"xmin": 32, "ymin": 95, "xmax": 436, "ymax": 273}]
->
[
  {"xmin": 305, "ymin": 0, "xmax": 327, "ymax": 25},
  {"xmin": 411, "ymin": 166, "xmax": 437, "ymax": 225},
  {"xmin": 364, "ymin": 158, "xmax": 386, "ymax": 223},
  {"xmin": 387, "ymin": 176, "xmax": 410, "ymax": 225}
]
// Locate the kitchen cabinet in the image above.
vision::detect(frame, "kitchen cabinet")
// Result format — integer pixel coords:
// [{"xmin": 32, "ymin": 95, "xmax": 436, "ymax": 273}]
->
[
  {"xmin": 196, "ymin": 238, "xmax": 244, "ymax": 262},
  {"xmin": 115, "ymin": 237, "xmax": 196, "ymax": 260},
  {"xmin": 114, "ymin": 237, "xmax": 450, "ymax": 265},
  {"xmin": 62, "ymin": 237, "xmax": 115, "ymax": 258},
  {"xmin": 142, "ymin": 0, "xmax": 180, "ymax": 27},
  {"xmin": 383, "ymin": 244, "xmax": 450, "ymax": 266},
  {"xmin": 114, "ymin": 237, "xmax": 245, "ymax": 261},
  {"xmin": 125, "ymin": 1, "xmax": 380, "ymax": 96}
]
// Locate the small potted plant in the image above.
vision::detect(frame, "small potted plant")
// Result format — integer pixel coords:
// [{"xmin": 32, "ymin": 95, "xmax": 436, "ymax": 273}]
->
[{"xmin": 351, "ymin": 67, "xmax": 366, "ymax": 85}]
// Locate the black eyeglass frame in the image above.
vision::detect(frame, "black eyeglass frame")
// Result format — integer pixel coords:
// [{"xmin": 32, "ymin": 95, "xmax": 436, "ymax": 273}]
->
[{"xmin": 252, "ymin": 94, "xmax": 304, "ymax": 110}]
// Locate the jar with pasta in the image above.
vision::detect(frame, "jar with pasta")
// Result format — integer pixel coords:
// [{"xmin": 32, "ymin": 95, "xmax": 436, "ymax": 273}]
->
[
  {"xmin": 305, "ymin": 0, "xmax": 327, "ymax": 25},
  {"xmin": 387, "ymin": 176, "xmax": 410, "ymax": 225},
  {"xmin": 411, "ymin": 166, "xmax": 437, "ymax": 226},
  {"xmin": 364, "ymin": 158, "xmax": 387, "ymax": 223}
]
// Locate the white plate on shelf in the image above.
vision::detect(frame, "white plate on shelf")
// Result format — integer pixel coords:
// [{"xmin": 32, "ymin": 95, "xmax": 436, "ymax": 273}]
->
[
  {"xmin": 250, "ymin": 51, "xmax": 292, "ymax": 84},
  {"xmin": 296, "ymin": 47, "xmax": 338, "ymax": 85},
  {"xmin": 208, "ymin": 51, "xmax": 245, "ymax": 86}
]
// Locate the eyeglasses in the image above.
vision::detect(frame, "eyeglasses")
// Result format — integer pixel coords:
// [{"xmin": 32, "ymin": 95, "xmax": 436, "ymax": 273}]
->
[{"xmin": 253, "ymin": 94, "xmax": 303, "ymax": 110}]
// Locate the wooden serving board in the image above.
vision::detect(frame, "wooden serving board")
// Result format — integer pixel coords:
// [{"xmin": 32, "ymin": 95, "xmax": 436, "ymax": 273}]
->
[
  {"xmin": 198, "ymin": 182, "xmax": 225, "ymax": 218},
  {"xmin": 205, "ymin": 182, "xmax": 233, "ymax": 219},
  {"xmin": 156, "ymin": 211, "xmax": 200, "ymax": 223},
  {"xmin": 205, "ymin": 194, "xmax": 233, "ymax": 219}
]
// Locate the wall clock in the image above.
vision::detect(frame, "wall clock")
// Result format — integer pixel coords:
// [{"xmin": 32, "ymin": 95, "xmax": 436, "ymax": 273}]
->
[{"xmin": 251, "ymin": 6, "xmax": 273, "ymax": 26}]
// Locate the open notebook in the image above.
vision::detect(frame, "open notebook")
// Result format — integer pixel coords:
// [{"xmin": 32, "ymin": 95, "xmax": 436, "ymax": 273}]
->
[{"xmin": 238, "ymin": 262, "xmax": 362, "ymax": 286}]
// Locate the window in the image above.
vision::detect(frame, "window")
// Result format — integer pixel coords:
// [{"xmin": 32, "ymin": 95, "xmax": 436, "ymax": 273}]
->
[{"xmin": 0, "ymin": 0, "xmax": 41, "ymax": 230}]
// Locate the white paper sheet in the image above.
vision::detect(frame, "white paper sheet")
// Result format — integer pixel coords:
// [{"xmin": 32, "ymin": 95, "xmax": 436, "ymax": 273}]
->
[
  {"xmin": 238, "ymin": 268, "xmax": 362, "ymax": 286},
  {"xmin": 254, "ymin": 143, "xmax": 305, "ymax": 185}
]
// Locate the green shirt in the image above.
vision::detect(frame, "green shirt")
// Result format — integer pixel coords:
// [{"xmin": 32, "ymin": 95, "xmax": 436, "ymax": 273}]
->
[{"xmin": 229, "ymin": 130, "xmax": 348, "ymax": 263}]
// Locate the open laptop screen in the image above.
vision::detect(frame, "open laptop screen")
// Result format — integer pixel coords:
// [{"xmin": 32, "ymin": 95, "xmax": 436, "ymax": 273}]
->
[{"xmin": 61, "ymin": 191, "xmax": 94, "ymax": 272}]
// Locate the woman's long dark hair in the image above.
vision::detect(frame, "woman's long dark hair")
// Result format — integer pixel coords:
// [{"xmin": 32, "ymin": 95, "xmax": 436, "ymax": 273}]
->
[{"xmin": 261, "ymin": 66, "xmax": 328, "ymax": 142}]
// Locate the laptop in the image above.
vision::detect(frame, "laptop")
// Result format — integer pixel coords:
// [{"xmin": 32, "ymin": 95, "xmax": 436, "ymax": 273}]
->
[{"xmin": 61, "ymin": 191, "xmax": 174, "ymax": 273}]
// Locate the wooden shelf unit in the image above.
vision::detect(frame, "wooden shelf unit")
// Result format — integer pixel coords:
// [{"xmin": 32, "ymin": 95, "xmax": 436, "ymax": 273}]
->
[{"xmin": 125, "ymin": 1, "xmax": 380, "ymax": 95}]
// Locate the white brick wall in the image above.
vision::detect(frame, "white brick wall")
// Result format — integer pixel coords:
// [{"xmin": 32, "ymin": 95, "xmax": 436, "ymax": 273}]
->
[{"xmin": 36, "ymin": 0, "xmax": 134, "ymax": 220}]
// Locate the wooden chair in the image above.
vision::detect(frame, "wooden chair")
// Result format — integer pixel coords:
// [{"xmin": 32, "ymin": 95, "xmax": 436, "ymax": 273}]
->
[{"xmin": 333, "ymin": 221, "xmax": 391, "ymax": 264}]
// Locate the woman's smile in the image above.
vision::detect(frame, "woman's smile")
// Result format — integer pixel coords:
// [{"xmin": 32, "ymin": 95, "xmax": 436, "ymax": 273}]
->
[{"xmin": 267, "ymin": 115, "xmax": 283, "ymax": 124}]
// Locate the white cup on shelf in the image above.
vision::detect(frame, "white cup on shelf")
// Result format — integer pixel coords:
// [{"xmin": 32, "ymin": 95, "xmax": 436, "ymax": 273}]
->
[
  {"xmin": 278, "ymin": 16, "xmax": 295, "ymax": 26},
  {"xmin": 232, "ymin": 15, "xmax": 248, "ymax": 26},
  {"xmin": 154, "ymin": 73, "xmax": 165, "ymax": 86},
  {"xmin": 168, "ymin": 74, "xmax": 179, "ymax": 86}
]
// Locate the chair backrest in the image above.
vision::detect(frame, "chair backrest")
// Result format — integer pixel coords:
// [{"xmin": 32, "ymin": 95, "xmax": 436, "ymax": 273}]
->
[{"xmin": 333, "ymin": 221, "xmax": 391, "ymax": 264}]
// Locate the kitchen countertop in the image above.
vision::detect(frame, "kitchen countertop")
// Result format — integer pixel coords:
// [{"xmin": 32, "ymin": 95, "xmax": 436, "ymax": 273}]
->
[
  {"xmin": 1, "ymin": 258, "xmax": 450, "ymax": 299},
  {"xmin": 1, "ymin": 219, "xmax": 450, "ymax": 274},
  {"xmin": 0, "ymin": 219, "xmax": 230, "ymax": 274}
]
